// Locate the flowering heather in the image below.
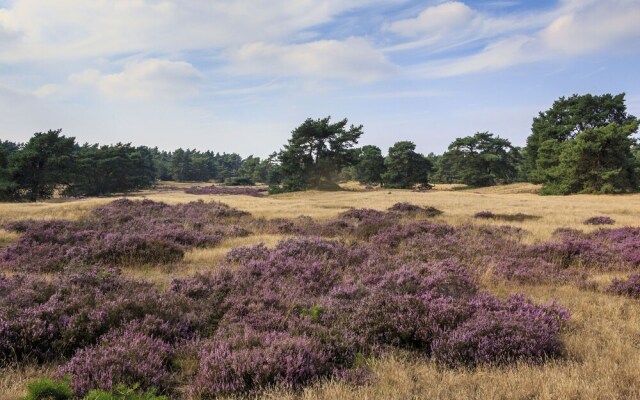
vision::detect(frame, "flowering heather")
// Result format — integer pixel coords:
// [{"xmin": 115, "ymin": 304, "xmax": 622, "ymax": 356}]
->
[
  {"xmin": 184, "ymin": 185, "xmax": 267, "ymax": 197},
  {"xmin": 606, "ymin": 274, "xmax": 640, "ymax": 298},
  {"xmin": 2, "ymin": 201, "xmax": 610, "ymax": 396},
  {"xmin": 59, "ymin": 328, "xmax": 173, "ymax": 396},
  {"xmin": 387, "ymin": 202, "xmax": 442, "ymax": 217},
  {"xmin": 584, "ymin": 216, "xmax": 615, "ymax": 225},
  {"xmin": 474, "ymin": 211, "xmax": 540, "ymax": 222},
  {"xmin": 431, "ymin": 294, "xmax": 569, "ymax": 367},
  {"xmin": 190, "ymin": 332, "xmax": 328, "ymax": 397},
  {"xmin": 1, "ymin": 199, "xmax": 249, "ymax": 272}
]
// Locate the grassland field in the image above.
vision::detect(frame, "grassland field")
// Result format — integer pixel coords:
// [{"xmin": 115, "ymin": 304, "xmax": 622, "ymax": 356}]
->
[{"xmin": 2, "ymin": 182, "xmax": 640, "ymax": 399}]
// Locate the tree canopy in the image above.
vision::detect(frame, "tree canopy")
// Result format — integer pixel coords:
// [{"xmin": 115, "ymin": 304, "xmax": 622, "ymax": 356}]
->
[
  {"xmin": 526, "ymin": 93, "xmax": 637, "ymax": 183},
  {"xmin": 355, "ymin": 145, "xmax": 386, "ymax": 185},
  {"xmin": 438, "ymin": 132, "xmax": 521, "ymax": 187},
  {"xmin": 278, "ymin": 117, "xmax": 363, "ymax": 191},
  {"xmin": 382, "ymin": 141, "xmax": 430, "ymax": 189},
  {"xmin": 525, "ymin": 93, "xmax": 639, "ymax": 194}
]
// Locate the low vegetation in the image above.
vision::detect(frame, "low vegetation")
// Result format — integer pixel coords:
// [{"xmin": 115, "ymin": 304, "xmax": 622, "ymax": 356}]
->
[{"xmin": 1, "ymin": 187, "xmax": 640, "ymax": 398}]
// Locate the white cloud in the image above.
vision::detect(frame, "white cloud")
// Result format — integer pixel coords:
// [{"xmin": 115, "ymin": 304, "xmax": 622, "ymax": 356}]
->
[
  {"xmin": 0, "ymin": 0, "xmax": 394, "ymax": 62},
  {"xmin": 69, "ymin": 59, "xmax": 202, "ymax": 100},
  {"xmin": 540, "ymin": 0, "xmax": 640, "ymax": 55},
  {"xmin": 384, "ymin": 1, "xmax": 547, "ymax": 52},
  {"xmin": 228, "ymin": 38, "xmax": 396, "ymax": 83},
  {"xmin": 386, "ymin": 2, "xmax": 474, "ymax": 37},
  {"xmin": 408, "ymin": 0, "xmax": 640, "ymax": 77}
]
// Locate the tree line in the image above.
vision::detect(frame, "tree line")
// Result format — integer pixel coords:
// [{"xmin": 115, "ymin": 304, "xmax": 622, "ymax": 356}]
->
[{"xmin": 1, "ymin": 92, "xmax": 638, "ymax": 201}]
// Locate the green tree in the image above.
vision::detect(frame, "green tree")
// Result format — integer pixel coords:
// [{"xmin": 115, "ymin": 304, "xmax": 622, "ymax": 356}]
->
[
  {"xmin": 440, "ymin": 132, "xmax": 519, "ymax": 187},
  {"xmin": 545, "ymin": 121, "xmax": 639, "ymax": 194},
  {"xmin": 382, "ymin": 141, "xmax": 431, "ymax": 189},
  {"xmin": 65, "ymin": 143, "xmax": 156, "ymax": 196},
  {"xmin": 526, "ymin": 93, "xmax": 636, "ymax": 183},
  {"xmin": 355, "ymin": 145, "xmax": 386, "ymax": 185},
  {"xmin": 278, "ymin": 116, "xmax": 363, "ymax": 191},
  {"xmin": 11, "ymin": 129, "xmax": 75, "ymax": 201}
]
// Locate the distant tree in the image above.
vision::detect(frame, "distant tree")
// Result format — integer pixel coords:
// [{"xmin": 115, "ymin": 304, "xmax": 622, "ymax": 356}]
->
[
  {"xmin": 150, "ymin": 148, "xmax": 173, "ymax": 181},
  {"xmin": 10, "ymin": 129, "xmax": 75, "ymax": 201},
  {"xmin": 0, "ymin": 146, "xmax": 17, "ymax": 200},
  {"xmin": 440, "ymin": 132, "xmax": 519, "ymax": 187},
  {"xmin": 170, "ymin": 148, "xmax": 193, "ymax": 181},
  {"xmin": 238, "ymin": 155, "xmax": 261, "ymax": 182},
  {"xmin": 382, "ymin": 141, "xmax": 431, "ymax": 189},
  {"xmin": 526, "ymin": 93, "xmax": 636, "ymax": 183},
  {"xmin": 252, "ymin": 153, "xmax": 282, "ymax": 184},
  {"xmin": 65, "ymin": 143, "xmax": 156, "ymax": 196},
  {"xmin": 355, "ymin": 145, "xmax": 386, "ymax": 185},
  {"xmin": 278, "ymin": 116, "xmax": 363, "ymax": 191}
]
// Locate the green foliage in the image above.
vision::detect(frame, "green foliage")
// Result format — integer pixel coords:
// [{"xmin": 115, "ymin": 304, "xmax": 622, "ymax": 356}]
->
[
  {"xmin": 301, "ymin": 304, "xmax": 324, "ymax": 322},
  {"xmin": 65, "ymin": 143, "xmax": 156, "ymax": 196},
  {"xmin": 526, "ymin": 93, "xmax": 639, "ymax": 194},
  {"xmin": 22, "ymin": 378, "xmax": 72, "ymax": 400},
  {"xmin": 439, "ymin": 132, "xmax": 520, "ymax": 187},
  {"xmin": 382, "ymin": 141, "xmax": 430, "ymax": 189},
  {"xmin": 10, "ymin": 129, "xmax": 76, "ymax": 201},
  {"xmin": 225, "ymin": 177, "xmax": 255, "ymax": 186},
  {"xmin": 526, "ymin": 93, "xmax": 637, "ymax": 184},
  {"xmin": 355, "ymin": 145, "xmax": 386, "ymax": 185},
  {"xmin": 542, "ymin": 121, "xmax": 640, "ymax": 194},
  {"xmin": 83, "ymin": 384, "xmax": 168, "ymax": 400},
  {"xmin": 278, "ymin": 116, "xmax": 363, "ymax": 191}
]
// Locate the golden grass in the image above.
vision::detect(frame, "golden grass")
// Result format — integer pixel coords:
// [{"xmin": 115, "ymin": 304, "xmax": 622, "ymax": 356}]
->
[
  {"xmin": 3, "ymin": 183, "xmax": 640, "ymax": 399},
  {"xmin": 1, "ymin": 182, "xmax": 638, "ymax": 243}
]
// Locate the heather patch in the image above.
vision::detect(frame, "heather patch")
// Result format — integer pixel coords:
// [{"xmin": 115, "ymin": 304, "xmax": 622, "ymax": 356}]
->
[
  {"xmin": 606, "ymin": 273, "xmax": 640, "ymax": 298},
  {"xmin": 184, "ymin": 185, "xmax": 266, "ymax": 197},
  {"xmin": 0, "ymin": 199, "xmax": 249, "ymax": 272},
  {"xmin": 474, "ymin": 211, "xmax": 540, "ymax": 222},
  {"xmin": 13, "ymin": 203, "xmax": 639, "ymax": 397},
  {"xmin": 584, "ymin": 216, "xmax": 615, "ymax": 225}
]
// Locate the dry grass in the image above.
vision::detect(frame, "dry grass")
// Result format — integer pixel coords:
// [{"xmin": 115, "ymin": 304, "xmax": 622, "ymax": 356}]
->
[
  {"xmin": 1, "ymin": 182, "xmax": 638, "ymax": 243},
  {"xmin": 3, "ymin": 183, "xmax": 640, "ymax": 399},
  {"xmin": 0, "ymin": 364, "xmax": 56, "ymax": 400}
]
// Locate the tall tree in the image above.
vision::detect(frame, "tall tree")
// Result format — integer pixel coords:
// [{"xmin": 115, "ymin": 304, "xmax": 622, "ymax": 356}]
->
[
  {"xmin": 382, "ymin": 141, "xmax": 430, "ymax": 189},
  {"xmin": 526, "ymin": 93, "xmax": 636, "ymax": 183},
  {"xmin": 10, "ymin": 129, "xmax": 75, "ymax": 201},
  {"xmin": 279, "ymin": 116, "xmax": 363, "ymax": 191},
  {"xmin": 440, "ymin": 132, "xmax": 519, "ymax": 187},
  {"xmin": 548, "ymin": 121, "xmax": 639, "ymax": 194}
]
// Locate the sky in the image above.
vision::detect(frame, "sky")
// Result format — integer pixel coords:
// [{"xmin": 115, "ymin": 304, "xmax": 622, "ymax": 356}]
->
[{"xmin": 1, "ymin": 0, "xmax": 639, "ymax": 157}]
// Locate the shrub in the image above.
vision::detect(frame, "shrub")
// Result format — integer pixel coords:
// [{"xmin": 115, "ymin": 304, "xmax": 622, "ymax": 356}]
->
[
  {"xmin": 474, "ymin": 211, "xmax": 540, "ymax": 222},
  {"xmin": 388, "ymin": 202, "xmax": 442, "ymax": 217},
  {"xmin": 60, "ymin": 329, "xmax": 174, "ymax": 396},
  {"xmin": 474, "ymin": 211, "xmax": 494, "ymax": 219},
  {"xmin": 606, "ymin": 274, "xmax": 640, "ymax": 298},
  {"xmin": 190, "ymin": 332, "xmax": 329, "ymax": 397},
  {"xmin": 22, "ymin": 378, "xmax": 72, "ymax": 400},
  {"xmin": 584, "ymin": 216, "xmax": 615, "ymax": 225},
  {"xmin": 184, "ymin": 185, "xmax": 265, "ymax": 196},
  {"xmin": 431, "ymin": 294, "xmax": 569, "ymax": 367}
]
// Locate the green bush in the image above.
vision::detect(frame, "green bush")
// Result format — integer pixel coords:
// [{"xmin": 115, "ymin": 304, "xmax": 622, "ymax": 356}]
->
[
  {"xmin": 22, "ymin": 378, "xmax": 72, "ymax": 400},
  {"xmin": 83, "ymin": 384, "xmax": 168, "ymax": 400}
]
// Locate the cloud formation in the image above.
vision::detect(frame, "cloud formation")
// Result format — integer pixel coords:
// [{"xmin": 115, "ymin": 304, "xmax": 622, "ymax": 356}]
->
[
  {"xmin": 228, "ymin": 38, "xmax": 395, "ymax": 83},
  {"xmin": 69, "ymin": 60, "xmax": 202, "ymax": 100}
]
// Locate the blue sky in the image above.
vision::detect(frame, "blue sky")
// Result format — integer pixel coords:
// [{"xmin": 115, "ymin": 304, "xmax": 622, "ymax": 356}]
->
[{"xmin": 1, "ymin": 0, "xmax": 639, "ymax": 157}]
